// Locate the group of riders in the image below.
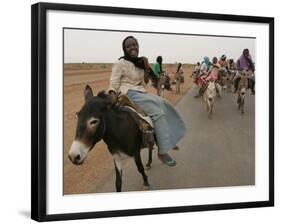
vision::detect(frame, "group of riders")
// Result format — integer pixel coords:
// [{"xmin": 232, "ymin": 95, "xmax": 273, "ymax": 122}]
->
[
  {"xmin": 148, "ymin": 48, "xmax": 255, "ymax": 99},
  {"xmin": 191, "ymin": 48, "xmax": 255, "ymax": 98}
]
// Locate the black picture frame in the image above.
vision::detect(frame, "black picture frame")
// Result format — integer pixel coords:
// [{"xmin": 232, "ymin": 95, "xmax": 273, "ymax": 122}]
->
[{"xmin": 31, "ymin": 2, "xmax": 274, "ymax": 222}]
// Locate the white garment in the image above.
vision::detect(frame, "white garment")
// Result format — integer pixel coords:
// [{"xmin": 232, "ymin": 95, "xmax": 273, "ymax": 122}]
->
[
  {"xmin": 109, "ymin": 59, "xmax": 147, "ymax": 94},
  {"xmin": 200, "ymin": 62, "xmax": 209, "ymax": 74}
]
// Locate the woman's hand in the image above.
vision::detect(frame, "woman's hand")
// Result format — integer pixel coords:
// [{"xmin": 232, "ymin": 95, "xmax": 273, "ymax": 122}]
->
[
  {"xmin": 142, "ymin": 57, "xmax": 150, "ymax": 72},
  {"xmin": 108, "ymin": 90, "xmax": 118, "ymax": 104},
  {"xmin": 144, "ymin": 74, "xmax": 149, "ymax": 84}
]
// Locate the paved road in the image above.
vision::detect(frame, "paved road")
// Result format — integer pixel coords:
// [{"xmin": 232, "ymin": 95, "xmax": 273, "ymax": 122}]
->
[{"xmin": 93, "ymin": 85, "xmax": 255, "ymax": 193}]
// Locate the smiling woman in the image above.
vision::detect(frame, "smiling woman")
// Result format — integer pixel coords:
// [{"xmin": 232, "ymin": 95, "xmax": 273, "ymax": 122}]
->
[
  {"xmin": 123, "ymin": 36, "xmax": 139, "ymax": 58},
  {"xmin": 109, "ymin": 36, "xmax": 187, "ymax": 166}
]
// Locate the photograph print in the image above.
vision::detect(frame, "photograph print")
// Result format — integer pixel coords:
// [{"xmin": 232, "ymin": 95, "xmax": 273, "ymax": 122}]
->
[{"xmin": 63, "ymin": 29, "xmax": 256, "ymax": 194}]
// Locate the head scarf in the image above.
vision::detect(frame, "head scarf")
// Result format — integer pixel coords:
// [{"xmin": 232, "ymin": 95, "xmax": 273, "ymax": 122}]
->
[
  {"xmin": 220, "ymin": 54, "xmax": 226, "ymax": 60},
  {"xmin": 120, "ymin": 36, "xmax": 158, "ymax": 82},
  {"xmin": 204, "ymin": 56, "xmax": 211, "ymax": 69},
  {"xmin": 119, "ymin": 36, "xmax": 145, "ymax": 70},
  {"xmin": 237, "ymin": 49, "xmax": 254, "ymax": 71},
  {"xmin": 156, "ymin": 56, "xmax": 163, "ymax": 73},
  {"xmin": 177, "ymin": 63, "xmax": 182, "ymax": 73}
]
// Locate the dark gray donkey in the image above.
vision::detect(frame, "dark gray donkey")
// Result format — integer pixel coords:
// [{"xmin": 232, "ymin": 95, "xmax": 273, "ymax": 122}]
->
[{"xmin": 68, "ymin": 85, "xmax": 151, "ymax": 192}]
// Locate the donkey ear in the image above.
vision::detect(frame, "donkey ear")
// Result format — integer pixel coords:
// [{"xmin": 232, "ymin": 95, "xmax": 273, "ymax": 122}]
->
[{"xmin": 84, "ymin": 85, "xmax": 94, "ymax": 102}]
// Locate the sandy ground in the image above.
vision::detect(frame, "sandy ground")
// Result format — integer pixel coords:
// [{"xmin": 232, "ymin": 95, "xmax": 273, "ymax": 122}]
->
[{"xmin": 63, "ymin": 64, "xmax": 194, "ymax": 194}]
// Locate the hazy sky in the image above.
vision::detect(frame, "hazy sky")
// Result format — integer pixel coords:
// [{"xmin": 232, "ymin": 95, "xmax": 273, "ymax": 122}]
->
[{"xmin": 64, "ymin": 29, "xmax": 255, "ymax": 64}]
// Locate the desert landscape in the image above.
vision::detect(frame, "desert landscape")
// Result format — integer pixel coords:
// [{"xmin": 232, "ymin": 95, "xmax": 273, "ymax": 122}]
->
[{"xmin": 63, "ymin": 63, "xmax": 195, "ymax": 194}]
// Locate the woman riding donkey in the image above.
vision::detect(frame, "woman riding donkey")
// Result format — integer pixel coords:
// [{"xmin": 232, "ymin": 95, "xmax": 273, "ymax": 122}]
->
[
  {"xmin": 175, "ymin": 62, "xmax": 184, "ymax": 93},
  {"xmin": 218, "ymin": 54, "xmax": 229, "ymax": 74},
  {"xmin": 153, "ymin": 56, "xmax": 163, "ymax": 78},
  {"xmin": 194, "ymin": 56, "xmax": 211, "ymax": 97},
  {"xmin": 191, "ymin": 62, "xmax": 201, "ymax": 79},
  {"xmin": 234, "ymin": 48, "xmax": 255, "ymax": 95},
  {"xmin": 153, "ymin": 55, "xmax": 172, "ymax": 91},
  {"xmin": 176, "ymin": 63, "xmax": 184, "ymax": 82},
  {"xmin": 195, "ymin": 56, "xmax": 221, "ymax": 97},
  {"xmin": 109, "ymin": 36, "xmax": 186, "ymax": 166}
]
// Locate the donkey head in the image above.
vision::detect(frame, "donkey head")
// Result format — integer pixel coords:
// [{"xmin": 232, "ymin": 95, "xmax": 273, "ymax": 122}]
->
[
  {"xmin": 240, "ymin": 86, "xmax": 247, "ymax": 101},
  {"xmin": 68, "ymin": 85, "xmax": 113, "ymax": 165}
]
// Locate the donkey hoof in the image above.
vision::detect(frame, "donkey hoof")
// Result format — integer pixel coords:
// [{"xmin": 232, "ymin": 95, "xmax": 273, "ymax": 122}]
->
[
  {"xmin": 143, "ymin": 184, "xmax": 150, "ymax": 191},
  {"xmin": 146, "ymin": 164, "xmax": 152, "ymax": 170}
]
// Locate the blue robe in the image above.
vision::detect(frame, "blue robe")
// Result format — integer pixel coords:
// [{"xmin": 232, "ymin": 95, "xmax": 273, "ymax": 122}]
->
[{"xmin": 127, "ymin": 90, "xmax": 186, "ymax": 154}]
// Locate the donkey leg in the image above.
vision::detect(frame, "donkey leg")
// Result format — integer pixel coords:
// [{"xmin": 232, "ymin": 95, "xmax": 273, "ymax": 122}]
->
[
  {"xmin": 241, "ymin": 100, "xmax": 245, "ymax": 114},
  {"xmin": 176, "ymin": 82, "xmax": 180, "ymax": 93},
  {"xmin": 114, "ymin": 160, "xmax": 122, "ymax": 192},
  {"xmin": 206, "ymin": 101, "xmax": 211, "ymax": 119},
  {"xmin": 134, "ymin": 152, "xmax": 150, "ymax": 189},
  {"xmin": 208, "ymin": 106, "xmax": 211, "ymax": 119},
  {"xmin": 237, "ymin": 95, "xmax": 241, "ymax": 105},
  {"xmin": 208, "ymin": 104, "xmax": 213, "ymax": 119},
  {"xmin": 204, "ymin": 97, "xmax": 208, "ymax": 112},
  {"xmin": 146, "ymin": 144, "xmax": 153, "ymax": 169}
]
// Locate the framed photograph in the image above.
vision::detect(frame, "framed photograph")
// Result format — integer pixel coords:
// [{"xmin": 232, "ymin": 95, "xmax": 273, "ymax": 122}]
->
[{"xmin": 31, "ymin": 2, "xmax": 274, "ymax": 222}]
